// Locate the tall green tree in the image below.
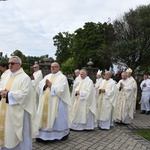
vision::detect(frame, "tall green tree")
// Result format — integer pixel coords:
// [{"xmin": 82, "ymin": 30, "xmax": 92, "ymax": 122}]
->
[
  {"xmin": 112, "ymin": 4, "xmax": 150, "ymax": 71},
  {"xmin": 11, "ymin": 50, "xmax": 26, "ymax": 63},
  {"xmin": 10, "ymin": 50, "xmax": 29, "ymax": 73},
  {"xmin": 72, "ymin": 22, "xmax": 115, "ymax": 70},
  {"xmin": 53, "ymin": 32, "xmax": 74, "ymax": 63},
  {"xmin": 61, "ymin": 57, "xmax": 75, "ymax": 75}
]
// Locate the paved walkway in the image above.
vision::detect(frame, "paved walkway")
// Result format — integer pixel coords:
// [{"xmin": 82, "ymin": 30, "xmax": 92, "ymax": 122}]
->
[{"xmin": 32, "ymin": 110, "xmax": 150, "ymax": 150}]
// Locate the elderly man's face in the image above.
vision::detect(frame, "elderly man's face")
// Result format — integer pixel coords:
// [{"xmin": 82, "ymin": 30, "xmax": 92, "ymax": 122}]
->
[
  {"xmin": 75, "ymin": 71, "xmax": 80, "ymax": 77},
  {"xmin": 122, "ymin": 73, "xmax": 127, "ymax": 80},
  {"xmin": 96, "ymin": 74, "xmax": 101, "ymax": 79},
  {"xmin": 80, "ymin": 71, "xmax": 87, "ymax": 79},
  {"xmin": 8, "ymin": 58, "xmax": 21, "ymax": 73},
  {"xmin": 51, "ymin": 63, "xmax": 60, "ymax": 74},
  {"xmin": 127, "ymin": 72, "xmax": 131, "ymax": 77},
  {"xmin": 33, "ymin": 65, "xmax": 39, "ymax": 72},
  {"xmin": 105, "ymin": 71, "xmax": 111, "ymax": 80}
]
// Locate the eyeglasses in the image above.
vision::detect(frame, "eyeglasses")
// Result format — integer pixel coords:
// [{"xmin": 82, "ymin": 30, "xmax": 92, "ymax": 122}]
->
[
  {"xmin": 33, "ymin": 67, "xmax": 37, "ymax": 68},
  {"xmin": 8, "ymin": 62, "xmax": 19, "ymax": 65},
  {"xmin": 51, "ymin": 66, "xmax": 58, "ymax": 69}
]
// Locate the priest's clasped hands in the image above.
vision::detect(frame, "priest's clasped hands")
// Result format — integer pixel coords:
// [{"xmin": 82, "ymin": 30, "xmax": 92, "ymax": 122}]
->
[
  {"xmin": 119, "ymin": 82, "xmax": 124, "ymax": 91},
  {"xmin": 75, "ymin": 90, "xmax": 80, "ymax": 96},
  {"xmin": 99, "ymin": 89, "xmax": 105, "ymax": 94},
  {"xmin": 45, "ymin": 79, "xmax": 52, "ymax": 88},
  {"xmin": 0, "ymin": 89, "xmax": 9, "ymax": 98}
]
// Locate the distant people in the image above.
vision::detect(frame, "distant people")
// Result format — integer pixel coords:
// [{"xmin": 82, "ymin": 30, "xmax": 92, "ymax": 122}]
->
[
  {"xmin": 36, "ymin": 62, "xmax": 72, "ymax": 142},
  {"xmin": 73, "ymin": 69, "xmax": 81, "ymax": 88},
  {"xmin": 71, "ymin": 69, "xmax": 82, "ymax": 104},
  {"xmin": 140, "ymin": 73, "xmax": 150, "ymax": 115},
  {"xmin": 32, "ymin": 64, "xmax": 43, "ymax": 108},
  {"xmin": 114, "ymin": 69, "xmax": 121, "ymax": 83},
  {"xmin": 126, "ymin": 68, "xmax": 137, "ymax": 114},
  {"xmin": 0, "ymin": 56, "xmax": 38, "ymax": 150},
  {"xmin": 95, "ymin": 69, "xmax": 103, "ymax": 99},
  {"xmin": 97, "ymin": 71, "xmax": 118, "ymax": 130},
  {"xmin": 0, "ymin": 62, "xmax": 10, "ymax": 82},
  {"xmin": 70, "ymin": 69, "xmax": 97, "ymax": 130},
  {"xmin": 116, "ymin": 72, "xmax": 133, "ymax": 124}
]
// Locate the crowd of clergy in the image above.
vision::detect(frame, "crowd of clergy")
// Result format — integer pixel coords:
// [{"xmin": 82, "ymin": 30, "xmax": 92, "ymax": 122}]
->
[{"xmin": 0, "ymin": 56, "xmax": 150, "ymax": 150}]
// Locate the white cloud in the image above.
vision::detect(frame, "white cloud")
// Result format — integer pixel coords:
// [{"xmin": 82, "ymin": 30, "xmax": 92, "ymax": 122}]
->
[{"xmin": 0, "ymin": 0, "xmax": 149, "ymax": 59}]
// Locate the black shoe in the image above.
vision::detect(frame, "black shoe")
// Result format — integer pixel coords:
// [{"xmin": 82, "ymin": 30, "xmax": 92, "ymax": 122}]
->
[
  {"xmin": 140, "ymin": 110, "xmax": 146, "ymax": 114},
  {"xmin": 146, "ymin": 111, "xmax": 150, "ymax": 115},
  {"xmin": 121, "ymin": 122, "xmax": 130, "ymax": 125},
  {"xmin": 61, "ymin": 133, "xmax": 69, "ymax": 141},
  {"xmin": 115, "ymin": 121, "xmax": 122, "ymax": 125},
  {"xmin": 70, "ymin": 128, "xmax": 76, "ymax": 131},
  {"xmin": 36, "ymin": 138, "xmax": 45, "ymax": 143},
  {"xmin": 36, "ymin": 138, "xmax": 50, "ymax": 143}
]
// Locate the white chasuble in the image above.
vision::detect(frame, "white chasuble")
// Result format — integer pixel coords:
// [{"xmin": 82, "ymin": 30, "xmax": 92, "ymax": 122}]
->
[
  {"xmin": 38, "ymin": 71, "xmax": 72, "ymax": 129},
  {"xmin": 98, "ymin": 79, "xmax": 118, "ymax": 121},
  {"xmin": 0, "ymin": 68, "xmax": 38, "ymax": 149},
  {"xmin": 72, "ymin": 76, "xmax": 97, "ymax": 124},
  {"xmin": 116, "ymin": 78, "xmax": 133, "ymax": 122}
]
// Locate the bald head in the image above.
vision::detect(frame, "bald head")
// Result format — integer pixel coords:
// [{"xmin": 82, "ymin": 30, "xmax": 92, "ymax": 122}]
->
[
  {"xmin": 51, "ymin": 62, "xmax": 60, "ymax": 74},
  {"xmin": 105, "ymin": 71, "xmax": 112, "ymax": 80},
  {"xmin": 51, "ymin": 62, "xmax": 60, "ymax": 67},
  {"xmin": 121, "ymin": 72, "xmax": 128, "ymax": 80}
]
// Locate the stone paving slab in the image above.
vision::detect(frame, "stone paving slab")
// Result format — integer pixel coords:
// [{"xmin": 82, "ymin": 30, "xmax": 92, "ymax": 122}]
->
[
  {"xmin": 32, "ymin": 110, "xmax": 150, "ymax": 150},
  {"xmin": 127, "ymin": 110, "xmax": 150, "ymax": 129}
]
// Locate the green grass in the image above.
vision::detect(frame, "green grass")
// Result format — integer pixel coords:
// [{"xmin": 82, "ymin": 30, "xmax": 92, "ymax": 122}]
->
[{"xmin": 134, "ymin": 129, "xmax": 150, "ymax": 141}]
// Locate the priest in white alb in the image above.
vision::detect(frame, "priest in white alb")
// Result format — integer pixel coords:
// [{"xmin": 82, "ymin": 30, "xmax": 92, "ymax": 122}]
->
[
  {"xmin": 32, "ymin": 64, "xmax": 43, "ymax": 109},
  {"xmin": 70, "ymin": 69, "xmax": 97, "ymax": 130},
  {"xmin": 97, "ymin": 71, "xmax": 118, "ymax": 130},
  {"xmin": 71, "ymin": 69, "xmax": 82, "ymax": 104},
  {"xmin": 116, "ymin": 72, "xmax": 134, "ymax": 124},
  {"xmin": 0, "ymin": 56, "xmax": 38, "ymax": 150},
  {"xmin": 126, "ymin": 68, "xmax": 137, "ymax": 115},
  {"xmin": 95, "ymin": 69, "xmax": 103, "ymax": 99},
  {"xmin": 140, "ymin": 73, "xmax": 150, "ymax": 115},
  {"xmin": 36, "ymin": 62, "xmax": 72, "ymax": 142}
]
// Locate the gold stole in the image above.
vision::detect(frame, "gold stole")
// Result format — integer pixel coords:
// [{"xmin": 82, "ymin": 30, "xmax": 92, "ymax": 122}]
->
[
  {"xmin": 98, "ymin": 81, "xmax": 108, "ymax": 114},
  {"xmin": 73, "ymin": 81, "xmax": 84, "ymax": 112},
  {"xmin": 0, "ymin": 77, "xmax": 15, "ymax": 146},
  {"xmin": 42, "ymin": 76, "xmax": 54, "ymax": 128}
]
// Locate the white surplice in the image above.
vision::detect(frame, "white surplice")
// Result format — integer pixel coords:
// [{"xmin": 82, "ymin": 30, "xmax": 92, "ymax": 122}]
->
[
  {"xmin": 70, "ymin": 76, "xmax": 97, "ymax": 130},
  {"xmin": 32, "ymin": 70, "xmax": 43, "ymax": 108},
  {"xmin": 37, "ymin": 71, "xmax": 72, "ymax": 140},
  {"xmin": 128, "ymin": 76, "xmax": 137, "ymax": 114},
  {"xmin": 0, "ymin": 68, "xmax": 38, "ymax": 150},
  {"xmin": 116, "ymin": 78, "xmax": 134, "ymax": 124},
  {"xmin": 140, "ymin": 78, "xmax": 150, "ymax": 112},
  {"xmin": 71, "ymin": 75, "xmax": 82, "ymax": 104},
  {"xmin": 97, "ymin": 78, "xmax": 118, "ymax": 129}
]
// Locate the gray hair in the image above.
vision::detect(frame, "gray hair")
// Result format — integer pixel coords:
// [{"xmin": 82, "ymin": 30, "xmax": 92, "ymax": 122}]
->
[
  {"xmin": 80, "ymin": 69, "xmax": 88, "ymax": 75},
  {"xmin": 75, "ymin": 69, "xmax": 80, "ymax": 73},
  {"xmin": 51, "ymin": 62, "xmax": 60, "ymax": 68},
  {"xmin": 122, "ymin": 71, "xmax": 128, "ymax": 75},
  {"xmin": 33, "ymin": 64, "xmax": 39, "ymax": 68},
  {"xmin": 10, "ymin": 56, "xmax": 22, "ymax": 65}
]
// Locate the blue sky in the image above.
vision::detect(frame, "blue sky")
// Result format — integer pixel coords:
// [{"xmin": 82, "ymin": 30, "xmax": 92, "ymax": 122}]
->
[{"xmin": 0, "ymin": 0, "xmax": 149, "ymax": 59}]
